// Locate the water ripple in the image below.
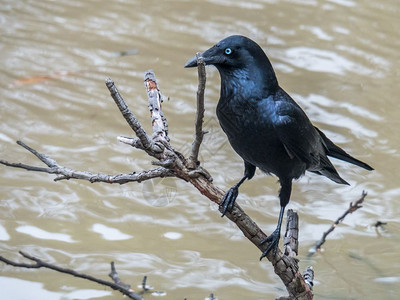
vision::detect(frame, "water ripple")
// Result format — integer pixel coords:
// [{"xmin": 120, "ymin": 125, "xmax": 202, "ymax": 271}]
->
[{"xmin": 284, "ymin": 47, "xmax": 375, "ymax": 76}]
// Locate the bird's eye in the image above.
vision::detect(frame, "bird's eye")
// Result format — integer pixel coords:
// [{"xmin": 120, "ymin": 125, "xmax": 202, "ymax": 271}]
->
[{"xmin": 224, "ymin": 48, "xmax": 232, "ymax": 55}]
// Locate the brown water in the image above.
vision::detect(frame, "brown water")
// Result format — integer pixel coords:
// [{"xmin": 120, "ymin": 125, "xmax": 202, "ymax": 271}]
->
[{"xmin": 1, "ymin": 0, "xmax": 399, "ymax": 299}]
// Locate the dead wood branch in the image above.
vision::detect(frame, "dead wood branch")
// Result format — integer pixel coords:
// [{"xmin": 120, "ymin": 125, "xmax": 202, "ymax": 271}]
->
[
  {"xmin": 188, "ymin": 53, "xmax": 206, "ymax": 169},
  {"xmin": 278, "ymin": 210, "xmax": 313, "ymax": 300},
  {"xmin": 144, "ymin": 70, "xmax": 169, "ymax": 142},
  {"xmin": 0, "ymin": 140, "xmax": 174, "ymax": 184},
  {"xmin": 0, "ymin": 251, "xmax": 144, "ymax": 300},
  {"xmin": 106, "ymin": 78, "xmax": 156, "ymax": 152},
  {"xmin": 1, "ymin": 66, "xmax": 312, "ymax": 299},
  {"xmin": 308, "ymin": 191, "xmax": 367, "ymax": 256},
  {"xmin": 284, "ymin": 209, "xmax": 299, "ymax": 258},
  {"xmin": 303, "ymin": 266, "xmax": 314, "ymax": 291}
]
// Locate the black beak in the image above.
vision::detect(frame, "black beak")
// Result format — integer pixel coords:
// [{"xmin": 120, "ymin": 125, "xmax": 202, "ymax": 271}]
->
[
  {"xmin": 184, "ymin": 45, "xmax": 224, "ymax": 68},
  {"xmin": 184, "ymin": 54, "xmax": 201, "ymax": 68}
]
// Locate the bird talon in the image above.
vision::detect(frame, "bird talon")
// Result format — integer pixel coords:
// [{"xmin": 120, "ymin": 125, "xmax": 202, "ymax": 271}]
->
[
  {"xmin": 220, "ymin": 186, "xmax": 239, "ymax": 217},
  {"xmin": 259, "ymin": 229, "xmax": 281, "ymax": 260}
]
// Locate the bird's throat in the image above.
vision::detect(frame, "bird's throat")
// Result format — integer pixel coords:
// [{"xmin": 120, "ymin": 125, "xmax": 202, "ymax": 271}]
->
[{"xmin": 219, "ymin": 68, "xmax": 258, "ymax": 101}]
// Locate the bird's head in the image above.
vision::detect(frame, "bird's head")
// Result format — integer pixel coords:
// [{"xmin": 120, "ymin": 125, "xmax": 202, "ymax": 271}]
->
[
  {"xmin": 185, "ymin": 35, "xmax": 268, "ymax": 69},
  {"xmin": 185, "ymin": 35, "xmax": 278, "ymax": 92}
]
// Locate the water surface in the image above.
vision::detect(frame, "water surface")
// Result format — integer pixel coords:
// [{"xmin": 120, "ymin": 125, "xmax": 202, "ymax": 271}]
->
[{"xmin": 1, "ymin": 0, "xmax": 399, "ymax": 299}]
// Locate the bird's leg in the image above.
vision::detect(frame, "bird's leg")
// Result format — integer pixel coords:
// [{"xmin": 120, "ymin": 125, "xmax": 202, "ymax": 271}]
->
[
  {"xmin": 220, "ymin": 161, "xmax": 256, "ymax": 217},
  {"xmin": 259, "ymin": 205, "xmax": 285, "ymax": 260},
  {"xmin": 259, "ymin": 177, "xmax": 292, "ymax": 260}
]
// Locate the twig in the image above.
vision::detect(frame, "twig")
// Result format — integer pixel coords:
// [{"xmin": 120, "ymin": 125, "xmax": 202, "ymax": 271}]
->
[
  {"xmin": 0, "ymin": 147, "xmax": 174, "ymax": 184},
  {"xmin": 141, "ymin": 275, "xmax": 149, "ymax": 291},
  {"xmin": 372, "ymin": 221, "xmax": 387, "ymax": 229},
  {"xmin": 0, "ymin": 251, "xmax": 144, "ymax": 300},
  {"xmin": 106, "ymin": 78, "xmax": 162, "ymax": 154},
  {"xmin": 109, "ymin": 261, "xmax": 133, "ymax": 291},
  {"xmin": 308, "ymin": 191, "xmax": 367, "ymax": 256},
  {"xmin": 188, "ymin": 54, "xmax": 206, "ymax": 169},
  {"xmin": 144, "ymin": 70, "xmax": 169, "ymax": 142}
]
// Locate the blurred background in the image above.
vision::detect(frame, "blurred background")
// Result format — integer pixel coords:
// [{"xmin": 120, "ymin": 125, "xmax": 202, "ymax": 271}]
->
[{"xmin": 0, "ymin": 0, "xmax": 399, "ymax": 299}]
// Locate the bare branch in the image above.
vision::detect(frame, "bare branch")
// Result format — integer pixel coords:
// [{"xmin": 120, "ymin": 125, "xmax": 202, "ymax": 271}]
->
[
  {"xmin": 2, "ymin": 71, "xmax": 313, "ymax": 299},
  {"xmin": 109, "ymin": 261, "xmax": 135, "ymax": 292},
  {"xmin": 188, "ymin": 53, "xmax": 206, "ymax": 169},
  {"xmin": 303, "ymin": 267, "xmax": 314, "ymax": 291},
  {"xmin": 106, "ymin": 78, "xmax": 162, "ymax": 154},
  {"xmin": 0, "ymin": 143, "xmax": 174, "ymax": 184},
  {"xmin": 117, "ymin": 136, "xmax": 146, "ymax": 150},
  {"xmin": 0, "ymin": 160, "xmax": 53, "ymax": 174},
  {"xmin": 284, "ymin": 209, "xmax": 299, "ymax": 258},
  {"xmin": 276, "ymin": 210, "xmax": 314, "ymax": 300},
  {"xmin": 117, "ymin": 69, "xmax": 311, "ymax": 297},
  {"xmin": 308, "ymin": 191, "xmax": 367, "ymax": 255},
  {"xmin": 0, "ymin": 251, "xmax": 144, "ymax": 300},
  {"xmin": 180, "ymin": 172, "xmax": 312, "ymax": 299},
  {"xmin": 144, "ymin": 70, "xmax": 169, "ymax": 142},
  {"xmin": 16, "ymin": 140, "xmax": 58, "ymax": 167}
]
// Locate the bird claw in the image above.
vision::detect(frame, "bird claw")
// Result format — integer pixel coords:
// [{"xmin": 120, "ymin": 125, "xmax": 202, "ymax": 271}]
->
[
  {"xmin": 259, "ymin": 229, "xmax": 281, "ymax": 260},
  {"xmin": 220, "ymin": 186, "xmax": 239, "ymax": 217}
]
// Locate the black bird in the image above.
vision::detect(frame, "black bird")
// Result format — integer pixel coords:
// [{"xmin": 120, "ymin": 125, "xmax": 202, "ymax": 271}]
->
[{"xmin": 184, "ymin": 35, "xmax": 373, "ymax": 259}]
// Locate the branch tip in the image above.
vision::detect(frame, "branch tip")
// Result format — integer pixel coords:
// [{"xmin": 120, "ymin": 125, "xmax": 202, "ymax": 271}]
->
[{"xmin": 105, "ymin": 77, "xmax": 114, "ymax": 87}]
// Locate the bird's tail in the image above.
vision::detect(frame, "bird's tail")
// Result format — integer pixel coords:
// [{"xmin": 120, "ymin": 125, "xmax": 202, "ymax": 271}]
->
[
  {"xmin": 310, "ymin": 155, "xmax": 350, "ymax": 185},
  {"xmin": 315, "ymin": 127, "xmax": 374, "ymax": 171}
]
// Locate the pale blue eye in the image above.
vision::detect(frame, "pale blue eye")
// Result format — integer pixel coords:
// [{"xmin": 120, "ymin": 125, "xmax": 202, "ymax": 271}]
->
[{"xmin": 224, "ymin": 48, "xmax": 232, "ymax": 55}]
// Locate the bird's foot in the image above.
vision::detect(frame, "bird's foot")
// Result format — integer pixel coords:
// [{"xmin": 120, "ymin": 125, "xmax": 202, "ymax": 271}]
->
[
  {"xmin": 220, "ymin": 186, "xmax": 239, "ymax": 217},
  {"xmin": 259, "ymin": 228, "xmax": 281, "ymax": 260}
]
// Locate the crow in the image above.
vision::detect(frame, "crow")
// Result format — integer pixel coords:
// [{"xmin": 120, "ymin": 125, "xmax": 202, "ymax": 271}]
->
[{"xmin": 185, "ymin": 35, "xmax": 373, "ymax": 259}]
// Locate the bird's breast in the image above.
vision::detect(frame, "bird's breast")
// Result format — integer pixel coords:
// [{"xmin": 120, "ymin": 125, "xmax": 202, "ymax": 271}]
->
[
  {"xmin": 217, "ymin": 96, "xmax": 266, "ymax": 137},
  {"xmin": 216, "ymin": 95, "xmax": 306, "ymax": 177},
  {"xmin": 217, "ymin": 97, "xmax": 277, "ymax": 155}
]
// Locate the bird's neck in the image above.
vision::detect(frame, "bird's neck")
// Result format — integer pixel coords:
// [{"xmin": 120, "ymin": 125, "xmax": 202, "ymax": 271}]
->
[{"xmin": 218, "ymin": 65, "xmax": 278, "ymax": 102}]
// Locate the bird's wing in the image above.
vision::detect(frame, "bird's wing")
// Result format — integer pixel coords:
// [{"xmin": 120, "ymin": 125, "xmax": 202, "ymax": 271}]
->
[
  {"xmin": 271, "ymin": 98, "xmax": 320, "ymax": 167},
  {"xmin": 270, "ymin": 96, "xmax": 349, "ymax": 184}
]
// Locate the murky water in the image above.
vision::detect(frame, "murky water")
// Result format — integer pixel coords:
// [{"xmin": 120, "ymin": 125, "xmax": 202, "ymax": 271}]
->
[{"xmin": 1, "ymin": 0, "xmax": 399, "ymax": 299}]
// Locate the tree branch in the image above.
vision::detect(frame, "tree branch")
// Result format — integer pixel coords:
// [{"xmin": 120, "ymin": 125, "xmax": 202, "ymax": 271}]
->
[
  {"xmin": 303, "ymin": 266, "xmax": 314, "ymax": 292},
  {"xmin": 0, "ymin": 74, "xmax": 178, "ymax": 184},
  {"xmin": 188, "ymin": 53, "xmax": 206, "ymax": 169},
  {"xmin": 308, "ymin": 191, "xmax": 367, "ymax": 256},
  {"xmin": 0, "ymin": 148, "xmax": 174, "ymax": 184},
  {"xmin": 144, "ymin": 70, "xmax": 169, "ymax": 142},
  {"xmin": 276, "ymin": 210, "xmax": 313, "ymax": 300},
  {"xmin": 1, "ymin": 68, "xmax": 313, "ymax": 299},
  {"xmin": 109, "ymin": 261, "xmax": 137, "ymax": 294},
  {"xmin": 284, "ymin": 209, "xmax": 299, "ymax": 258},
  {"xmin": 0, "ymin": 251, "xmax": 144, "ymax": 300},
  {"xmin": 106, "ymin": 77, "xmax": 162, "ymax": 155}
]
